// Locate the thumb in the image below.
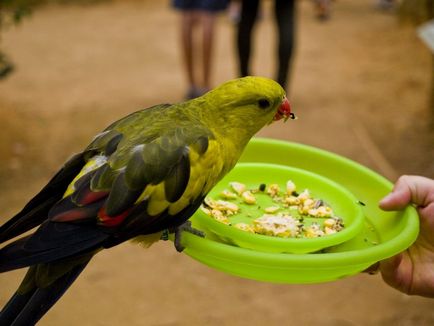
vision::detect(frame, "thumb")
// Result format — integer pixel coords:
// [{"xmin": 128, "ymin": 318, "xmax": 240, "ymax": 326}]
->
[
  {"xmin": 379, "ymin": 177, "xmax": 412, "ymax": 211},
  {"xmin": 380, "ymin": 175, "xmax": 434, "ymax": 211}
]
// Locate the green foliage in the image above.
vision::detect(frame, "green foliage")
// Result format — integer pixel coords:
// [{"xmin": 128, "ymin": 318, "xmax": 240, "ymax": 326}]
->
[
  {"xmin": 0, "ymin": 0, "xmax": 108, "ymax": 30},
  {"xmin": 0, "ymin": 0, "xmax": 39, "ymax": 29}
]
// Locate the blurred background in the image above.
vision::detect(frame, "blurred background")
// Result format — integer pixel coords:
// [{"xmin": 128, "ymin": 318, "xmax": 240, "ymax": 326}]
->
[{"xmin": 0, "ymin": 0, "xmax": 433, "ymax": 325}]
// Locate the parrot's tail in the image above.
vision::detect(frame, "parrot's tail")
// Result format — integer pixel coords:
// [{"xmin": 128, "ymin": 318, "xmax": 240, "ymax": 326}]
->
[{"xmin": 0, "ymin": 258, "xmax": 90, "ymax": 325}]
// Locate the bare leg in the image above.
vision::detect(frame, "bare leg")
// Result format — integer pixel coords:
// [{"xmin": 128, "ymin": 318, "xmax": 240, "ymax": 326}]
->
[
  {"xmin": 314, "ymin": 0, "xmax": 331, "ymax": 21},
  {"xmin": 201, "ymin": 11, "xmax": 217, "ymax": 91},
  {"xmin": 179, "ymin": 11, "xmax": 199, "ymax": 96}
]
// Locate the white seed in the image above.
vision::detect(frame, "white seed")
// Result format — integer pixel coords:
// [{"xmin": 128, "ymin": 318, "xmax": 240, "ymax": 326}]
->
[
  {"xmin": 230, "ymin": 182, "xmax": 246, "ymax": 196},
  {"xmin": 324, "ymin": 227, "xmax": 337, "ymax": 235},
  {"xmin": 264, "ymin": 206, "xmax": 280, "ymax": 214},
  {"xmin": 323, "ymin": 218, "xmax": 336, "ymax": 228},
  {"xmin": 242, "ymin": 190, "xmax": 256, "ymax": 204},
  {"xmin": 220, "ymin": 189, "xmax": 238, "ymax": 199},
  {"xmin": 286, "ymin": 180, "xmax": 296, "ymax": 194},
  {"xmin": 298, "ymin": 189, "xmax": 311, "ymax": 202}
]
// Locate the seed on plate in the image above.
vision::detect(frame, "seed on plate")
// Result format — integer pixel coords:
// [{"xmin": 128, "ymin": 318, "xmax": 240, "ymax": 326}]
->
[
  {"xmin": 264, "ymin": 206, "xmax": 280, "ymax": 213},
  {"xmin": 314, "ymin": 199, "xmax": 324, "ymax": 208},
  {"xmin": 234, "ymin": 223, "xmax": 255, "ymax": 233},
  {"xmin": 323, "ymin": 218, "xmax": 336, "ymax": 228},
  {"xmin": 204, "ymin": 198, "xmax": 239, "ymax": 214},
  {"xmin": 253, "ymin": 214, "xmax": 301, "ymax": 238},
  {"xmin": 204, "ymin": 178, "xmax": 346, "ymax": 239},
  {"xmin": 286, "ymin": 180, "xmax": 296, "ymax": 194},
  {"xmin": 284, "ymin": 195, "xmax": 299, "ymax": 205},
  {"xmin": 267, "ymin": 184, "xmax": 280, "ymax": 197},
  {"xmin": 316, "ymin": 206, "xmax": 333, "ymax": 217},
  {"xmin": 230, "ymin": 182, "xmax": 246, "ymax": 196},
  {"xmin": 304, "ymin": 223, "xmax": 325, "ymax": 238},
  {"xmin": 220, "ymin": 189, "xmax": 238, "ymax": 199},
  {"xmin": 324, "ymin": 227, "xmax": 337, "ymax": 235},
  {"xmin": 200, "ymin": 206, "xmax": 211, "ymax": 215},
  {"xmin": 217, "ymin": 200, "xmax": 239, "ymax": 214},
  {"xmin": 298, "ymin": 189, "xmax": 311, "ymax": 202},
  {"xmin": 304, "ymin": 198, "xmax": 315, "ymax": 207},
  {"xmin": 211, "ymin": 210, "xmax": 231, "ymax": 224},
  {"xmin": 242, "ymin": 190, "xmax": 256, "ymax": 204}
]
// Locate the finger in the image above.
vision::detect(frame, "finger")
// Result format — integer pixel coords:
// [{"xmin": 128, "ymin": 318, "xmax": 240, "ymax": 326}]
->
[
  {"xmin": 379, "ymin": 175, "xmax": 434, "ymax": 211},
  {"xmin": 379, "ymin": 176, "xmax": 412, "ymax": 210}
]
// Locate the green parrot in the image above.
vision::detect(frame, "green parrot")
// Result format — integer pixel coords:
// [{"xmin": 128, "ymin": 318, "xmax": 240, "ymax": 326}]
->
[{"xmin": 0, "ymin": 76, "xmax": 293, "ymax": 325}]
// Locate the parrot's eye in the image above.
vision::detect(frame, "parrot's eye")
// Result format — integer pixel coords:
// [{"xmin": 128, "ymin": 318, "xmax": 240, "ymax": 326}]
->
[{"xmin": 257, "ymin": 99, "xmax": 271, "ymax": 109}]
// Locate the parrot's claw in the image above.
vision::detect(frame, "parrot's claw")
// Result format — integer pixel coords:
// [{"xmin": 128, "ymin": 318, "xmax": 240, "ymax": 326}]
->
[
  {"xmin": 160, "ymin": 229, "xmax": 170, "ymax": 241},
  {"xmin": 173, "ymin": 221, "xmax": 205, "ymax": 252}
]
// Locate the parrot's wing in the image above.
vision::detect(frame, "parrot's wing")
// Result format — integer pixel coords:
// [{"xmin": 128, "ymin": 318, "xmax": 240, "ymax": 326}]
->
[
  {"xmin": 0, "ymin": 111, "xmax": 214, "ymax": 325},
  {"xmin": 0, "ymin": 105, "xmax": 215, "ymax": 271},
  {"xmin": 0, "ymin": 152, "xmax": 86, "ymax": 244}
]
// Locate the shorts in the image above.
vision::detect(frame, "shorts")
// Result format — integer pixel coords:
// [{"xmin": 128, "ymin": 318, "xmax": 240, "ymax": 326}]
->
[{"xmin": 172, "ymin": 0, "xmax": 229, "ymax": 12}]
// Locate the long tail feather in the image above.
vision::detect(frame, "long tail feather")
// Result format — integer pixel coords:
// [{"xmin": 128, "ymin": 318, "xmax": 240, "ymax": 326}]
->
[
  {"xmin": 0, "ymin": 290, "xmax": 36, "ymax": 326},
  {"xmin": 0, "ymin": 259, "xmax": 90, "ymax": 325},
  {"xmin": 0, "ymin": 221, "xmax": 108, "ymax": 273}
]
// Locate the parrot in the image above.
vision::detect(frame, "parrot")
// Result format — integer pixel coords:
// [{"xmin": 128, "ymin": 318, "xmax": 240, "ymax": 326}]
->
[{"xmin": 0, "ymin": 76, "xmax": 293, "ymax": 325}]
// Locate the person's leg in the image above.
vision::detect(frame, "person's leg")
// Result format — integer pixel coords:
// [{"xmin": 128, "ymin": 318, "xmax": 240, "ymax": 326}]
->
[
  {"xmin": 237, "ymin": 0, "xmax": 259, "ymax": 77},
  {"xmin": 201, "ymin": 11, "xmax": 217, "ymax": 91},
  {"xmin": 180, "ymin": 10, "xmax": 200, "ymax": 97},
  {"xmin": 314, "ymin": 0, "xmax": 331, "ymax": 20},
  {"xmin": 274, "ymin": 0, "xmax": 296, "ymax": 90}
]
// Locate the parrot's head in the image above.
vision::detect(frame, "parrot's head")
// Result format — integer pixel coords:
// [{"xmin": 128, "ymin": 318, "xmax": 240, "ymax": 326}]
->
[{"xmin": 197, "ymin": 76, "xmax": 294, "ymax": 140}]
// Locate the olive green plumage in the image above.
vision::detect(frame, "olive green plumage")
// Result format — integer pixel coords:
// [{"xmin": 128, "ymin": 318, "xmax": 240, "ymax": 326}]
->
[{"xmin": 0, "ymin": 76, "xmax": 288, "ymax": 325}]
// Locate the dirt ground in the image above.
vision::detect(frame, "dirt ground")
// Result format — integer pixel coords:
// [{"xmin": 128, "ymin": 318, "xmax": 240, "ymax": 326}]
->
[{"xmin": 0, "ymin": 0, "xmax": 434, "ymax": 325}]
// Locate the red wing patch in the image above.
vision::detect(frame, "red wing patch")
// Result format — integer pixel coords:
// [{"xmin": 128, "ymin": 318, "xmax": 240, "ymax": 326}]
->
[{"xmin": 97, "ymin": 206, "xmax": 131, "ymax": 227}]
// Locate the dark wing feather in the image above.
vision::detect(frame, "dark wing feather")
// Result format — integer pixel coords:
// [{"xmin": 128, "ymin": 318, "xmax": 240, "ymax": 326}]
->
[
  {"xmin": 0, "ymin": 222, "xmax": 107, "ymax": 272},
  {"xmin": 103, "ymin": 194, "xmax": 206, "ymax": 248},
  {"xmin": 85, "ymin": 129, "xmax": 123, "ymax": 157},
  {"xmin": 90, "ymin": 162, "xmax": 117, "ymax": 190},
  {"xmin": 164, "ymin": 146, "xmax": 190, "ymax": 202},
  {"xmin": 105, "ymin": 172, "xmax": 142, "ymax": 216},
  {"xmin": 0, "ymin": 153, "xmax": 85, "ymax": 244}
]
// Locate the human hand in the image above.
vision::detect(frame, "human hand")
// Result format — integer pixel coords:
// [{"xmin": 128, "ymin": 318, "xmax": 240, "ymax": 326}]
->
[{"xmin": 378, "ymin": 175, "xmax": 434, "ymax": 297}]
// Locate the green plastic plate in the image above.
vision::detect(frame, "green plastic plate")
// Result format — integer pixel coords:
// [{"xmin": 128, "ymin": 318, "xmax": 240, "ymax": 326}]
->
[
  {"xmin": 195, "ymin": 163, "xmax": 364, "ymax": 254},
  {"xmin": 181, "ymin": 138, "xmax": 419, "ymax": 284}
]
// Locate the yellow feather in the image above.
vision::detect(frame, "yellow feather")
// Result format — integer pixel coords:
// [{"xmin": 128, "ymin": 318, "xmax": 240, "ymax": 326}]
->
[
  {"xmin": 131, "ymin": 232, "xmax": 163, "ymax": 248},
  {"xmin": 63, "ymin": 155, "xmax": 107, "ymax": 198}
]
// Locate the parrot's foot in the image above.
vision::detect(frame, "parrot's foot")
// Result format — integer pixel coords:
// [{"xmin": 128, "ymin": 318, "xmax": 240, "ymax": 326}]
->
[{"xmin": 173, "ymin": 221, "xmax": 205, "ymax": 252}]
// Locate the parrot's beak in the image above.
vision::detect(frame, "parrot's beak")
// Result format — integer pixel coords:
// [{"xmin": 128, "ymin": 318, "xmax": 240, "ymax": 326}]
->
[{"xmin": 273, "ymin": 97, "xmax": 295, "ymax": 122}]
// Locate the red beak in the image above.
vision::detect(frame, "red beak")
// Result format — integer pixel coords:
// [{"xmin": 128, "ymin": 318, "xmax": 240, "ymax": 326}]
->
[{"xmin": 273, "ymin": 97, "xmax": 294, "ymax": 121}]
